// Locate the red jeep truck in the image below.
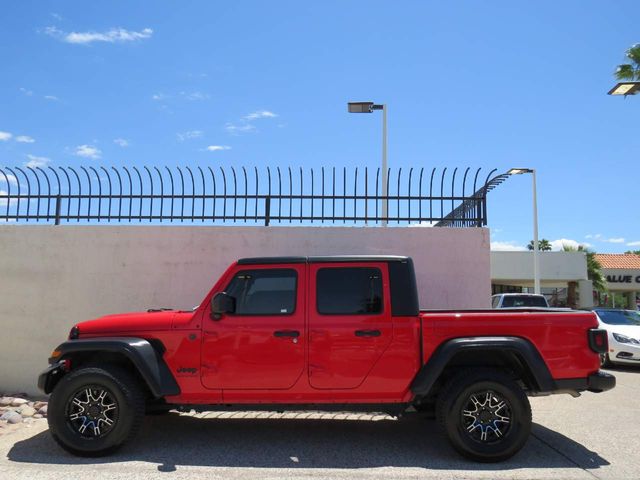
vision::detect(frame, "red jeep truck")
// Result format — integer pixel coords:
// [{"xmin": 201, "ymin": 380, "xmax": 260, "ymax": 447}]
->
[{"xmin": 38, "ymin": 255, "xmax": 614, "ymax": 462}]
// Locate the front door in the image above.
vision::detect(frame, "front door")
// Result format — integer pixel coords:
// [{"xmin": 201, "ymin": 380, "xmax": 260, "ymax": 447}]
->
[
  {"xmin": 308, "ymin": 262, "xmax": 392, "ymax": 389},
  {"xmin": 201, "ymin": 264, "xmax": 305, "ymax": 389}
]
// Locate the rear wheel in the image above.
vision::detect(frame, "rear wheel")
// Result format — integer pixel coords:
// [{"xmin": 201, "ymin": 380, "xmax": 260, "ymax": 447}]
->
[
  {"xmin": 436, "ymin": 369, "xmax": 531, "ymax": 462},
  {"xmin": 600, "ymin": 353, "xmax": 611, "ymax": 368},
  {"xmin": 48, "ymin": 365, "xmax": 145, "ymax": 456}
]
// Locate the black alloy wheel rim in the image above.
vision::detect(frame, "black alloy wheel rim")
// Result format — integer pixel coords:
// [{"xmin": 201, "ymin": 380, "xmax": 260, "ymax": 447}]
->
[
  {"xmin": 65, "ymin": 386, "xmax": 119, "ymax": 438},
  {"xmin": 461, "ymin": 390, "xmax": 512, "ymax": 443}
]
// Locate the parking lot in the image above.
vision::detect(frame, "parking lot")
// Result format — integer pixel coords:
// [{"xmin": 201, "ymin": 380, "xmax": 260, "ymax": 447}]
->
[{"xmin": 1, "ymin": 366, "xmax": 637, "ymax": 480}]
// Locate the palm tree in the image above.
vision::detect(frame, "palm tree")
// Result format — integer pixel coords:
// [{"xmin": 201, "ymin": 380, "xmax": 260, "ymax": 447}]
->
[
  {"xmin": 615, "ymin": 44, "xmax": 640, "ymax": 80},
  {"xmin": 562, "ymin": 244, "xmax": 607, "ymax": 293},
  {"xmin": 527, "ymin": 239, "xmax": 552, "ymax": 251}
]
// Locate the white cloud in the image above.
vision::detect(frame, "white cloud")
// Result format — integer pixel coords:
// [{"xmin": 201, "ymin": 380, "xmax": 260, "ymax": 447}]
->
[
  {"xmin": 205, "ymin": 145, "xmax": 231, "ymax": 152},
  {"xmin": 24, "ymin": 154, "xmax": 51, "ymax": 168},
  {"xmin": 152, "ymin": 93, "xmax": 167, "ymax": 101},
  {"xmin": 74, "ymin": 145, "xmax": 101, "ymax": 159},
  {"xmin": 0, "ymin": 190, "xmax": 17, "ymax": 207},
  {"xmin": 408, "ymin": 221, "xmax": 436, "ymax": 228},
  {"xmin": 15, "ymin": 135, "xmax": 35, "ymax": 143},
  {"xmin": 180, "ymin": 91, "xmax": 209, "ymax": 101},
  {"xmin": 490, "ymin": 241, "xmax": 527, "ymax": 251},
  {"xmin": 2, "ymin": 174, "xmax": 18, "ymax": 187},
  {"xmin": 44, "ymin": 95, "xmax": 59, "ymax": 101},
  {"xmin": 44, "ymin": 26, "xmax": 153, "ymax": 44},
  {"xmin": 177, "ymin": 130, "xmax": 203, "ymax": 142},
  {"xmin": 225, "ymin": 123, "xmax": 256, "ymax": 135},
  {"xmin": 51, "ymin": 13, "xmax": 63, "ymax": 21},
  {"xmin": 549, "ymin": 238, "xmax": 592, "ymax": 251},
  {"xmin": 605, "ymin": 237, "xmax": 625, "ymax": 244},
  {"xmin": 626, "ymin": 241, "xmax": 640, "ymax": 247},
  {"xmin": 113, "ymin": 138, "xmax": 129, "ymax": 147},
  {"xmin": 0, "ymin": 131, "xmax": 12, "ymax": 141},
  {"xmin": 244, "ymin": 110, "xmax": 277, "ymax": 120},
  {"xmin": 19, "ymin": 87, "xmax": 33, "ymax": 96}
]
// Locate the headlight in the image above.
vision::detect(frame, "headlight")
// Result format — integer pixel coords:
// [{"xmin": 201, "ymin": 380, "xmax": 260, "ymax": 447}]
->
[{"xmin": 612, "ymin": 333, "xmax": 640, "ymax": 345}]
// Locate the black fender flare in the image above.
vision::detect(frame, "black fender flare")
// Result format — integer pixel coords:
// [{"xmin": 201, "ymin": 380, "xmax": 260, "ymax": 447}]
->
[
  {"xmin": 40, "ymin": 337, "xmax": 180, "ymax": 398},
  {"xmin": 410, "ymin": 336, "xmax": 555, "ymax": 395}
]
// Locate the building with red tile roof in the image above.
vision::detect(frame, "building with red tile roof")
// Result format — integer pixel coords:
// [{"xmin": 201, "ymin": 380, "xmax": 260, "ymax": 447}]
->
[{"xmin": 594, "ymin": 253, "xmax": 640, "ymax": 309}]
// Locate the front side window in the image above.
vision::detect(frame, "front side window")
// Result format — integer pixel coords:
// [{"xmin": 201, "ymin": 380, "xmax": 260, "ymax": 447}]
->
[
  {"xmin": 317, "ymin": 267, "xmax": 383, "ymax": 315},
  {"xmin": 225, "ymin": 269, "xmax": 297, "ymax": 315}
]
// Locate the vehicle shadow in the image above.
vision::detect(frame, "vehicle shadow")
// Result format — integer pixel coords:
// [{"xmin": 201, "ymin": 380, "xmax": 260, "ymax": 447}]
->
[
  {"xmin": 604, "ymin": 364, "xmax": 640, "ymax": 373},
  {"xmin": 8, "ymin": 414, "xmax": 609, "ymax": 472}
]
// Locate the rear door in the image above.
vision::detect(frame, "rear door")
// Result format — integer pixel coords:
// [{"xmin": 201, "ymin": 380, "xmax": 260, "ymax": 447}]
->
[
  {"xmin": 201, "ymin": 264, "xmax": 305, "ymax": 389},
  {"xmin": 308, "ymin": 262, "xmax": 392, "ymax": 389}
]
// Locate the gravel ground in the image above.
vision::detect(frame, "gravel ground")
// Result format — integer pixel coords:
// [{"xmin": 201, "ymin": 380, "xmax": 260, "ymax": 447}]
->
[{"xmin": 0, "ymin": 366, "xmax": 637, "ymax": 480}]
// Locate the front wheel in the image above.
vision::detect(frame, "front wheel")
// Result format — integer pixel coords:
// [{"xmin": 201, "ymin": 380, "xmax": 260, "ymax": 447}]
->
[
  {"xmin": 436, "ymin": 369, "xmax": 532, "ymax": 462},
  {"xmin": 48, "ymin": 365, "xmax": 145, "ymax": 456}
]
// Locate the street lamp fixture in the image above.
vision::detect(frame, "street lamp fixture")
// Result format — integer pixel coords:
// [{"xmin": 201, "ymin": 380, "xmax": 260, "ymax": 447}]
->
[
  {"xmin": 608, "ymin": 82, "xmax": 640, "ymax": 96},
  {"xmin": 508, "ymin": 168, "xmax": 540, "ymax": 295},
  {"xmin": 348, "ymin": 101, "xmax": 388, "ymax": 226}
]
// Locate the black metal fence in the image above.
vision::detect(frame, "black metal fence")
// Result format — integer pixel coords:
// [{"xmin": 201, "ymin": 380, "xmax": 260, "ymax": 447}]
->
[{"xmin": 0, "ymin": 166, "xmax": 508, "ymax": 226}]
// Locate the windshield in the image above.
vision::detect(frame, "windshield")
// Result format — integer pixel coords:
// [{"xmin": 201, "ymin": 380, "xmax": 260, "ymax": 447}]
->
[
  {"xmin": 501, "ymin": 296, "xmax": 548, "ymax": 308},
  {"xmin": 596, "ymin": 309, "xmax": 640, "ymax": 326}
]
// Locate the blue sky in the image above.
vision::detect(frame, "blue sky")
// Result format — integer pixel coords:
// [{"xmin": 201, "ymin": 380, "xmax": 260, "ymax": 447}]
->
[{"xmin": 0, "ymin": 1, "xmax": 638, "ymax": 252}]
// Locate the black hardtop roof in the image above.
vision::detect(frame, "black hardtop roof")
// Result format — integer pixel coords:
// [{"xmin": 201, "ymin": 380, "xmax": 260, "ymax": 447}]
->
[{"xmin": 238, "ymin": 255, "xmax": 410, "ymax": 265}]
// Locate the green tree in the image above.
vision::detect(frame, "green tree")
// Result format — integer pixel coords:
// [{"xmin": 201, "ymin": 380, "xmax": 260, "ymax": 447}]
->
[
  {"xmin": 527, "ymin": 239, "xmax": 552, "ymax": 251},
  {"xmin": 562, "ymin": 244, "xmax": 607, "ymax": 293},
  {"xmin": 624, "ymin": 250, "xmax": 640, "ymax": 255},
  {"xmin": 615, "ymin": 44, "xmax": 640, "ymax": 80}
]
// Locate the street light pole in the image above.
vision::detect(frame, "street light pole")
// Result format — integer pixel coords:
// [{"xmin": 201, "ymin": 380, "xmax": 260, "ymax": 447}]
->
[
  {"xmin": 507, "ymin": 168, "xmax": 540, "ymax": 294},
  {"xmin": 348, "ymin": 101, "xmax": 388, "ymax": 226},
  {"xmin": 531, "ymin": 169, "xmax": 540, "ymax": 294}
]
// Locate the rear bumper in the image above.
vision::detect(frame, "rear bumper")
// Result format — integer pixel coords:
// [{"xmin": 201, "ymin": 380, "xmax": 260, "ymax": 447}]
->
[
  {"xmin": 587, "ymin": 371, "xmax": 616, "ymax": 392},
  {"xmin": 554, "ymin": 371, "xmax": 616, "ymax": 394}
]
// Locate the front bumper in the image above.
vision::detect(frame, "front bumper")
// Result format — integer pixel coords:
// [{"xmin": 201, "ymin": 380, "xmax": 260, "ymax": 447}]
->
[
  {"xmin": 554, "ymin": 370, "xmax": 616, "ymax": 395},
  {"xmin": 608, "ymin": 336, "xmax": 640, "ymax": 363},
  {"xmin": 37, "ymin": 360, "xmax": 67, "ymax": 394}
]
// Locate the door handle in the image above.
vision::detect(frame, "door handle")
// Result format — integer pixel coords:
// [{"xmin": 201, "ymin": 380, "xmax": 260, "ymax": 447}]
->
[
  {"xmin": 355, "ymin": 329, "xmax": 381, "ymax": 337},
  {"xmin": 274, "ymin": 330, "xmax": 300, "ymax": 338}
]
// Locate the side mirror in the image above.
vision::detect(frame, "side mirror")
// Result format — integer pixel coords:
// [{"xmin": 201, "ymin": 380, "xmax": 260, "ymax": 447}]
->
[{"xmin": 210, "ymin": 292, "xmax": 236, "ymax": 320}]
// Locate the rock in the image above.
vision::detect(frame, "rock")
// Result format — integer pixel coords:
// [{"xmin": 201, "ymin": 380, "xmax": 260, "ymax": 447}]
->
[
  {"xmin": 33, "ymin": 414, "xmax": 43, "ymax": 419},
  {"xmin": 0, "ymin": 397, "xmax": 13, "ymax": 406},
  {"xmin": 11, "ymin": 398, "xmax": 29, "ymax": 407},
  {"xmin": 34, "ymin": 401, "xmax": 47, "ymax": 410},
  {"xmin": 38, "ymin": 405, "xmax": 48, "ymax": 416},
  {"xmin": 1, "ymin": 411, "xmax": 23, "ymax": 424},
  {"xmin": 19, "ymin": 406, "xmax": 36, "ymax": 417}
]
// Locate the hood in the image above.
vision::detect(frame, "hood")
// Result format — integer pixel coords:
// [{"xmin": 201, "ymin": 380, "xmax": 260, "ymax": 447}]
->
[
  {"xmin": 601, "ymin": 323, "xmax": 640, "ymax": 340},
  {"xmin": 76, "ymin": 310, "xmax": 178, "ymax": 335}
]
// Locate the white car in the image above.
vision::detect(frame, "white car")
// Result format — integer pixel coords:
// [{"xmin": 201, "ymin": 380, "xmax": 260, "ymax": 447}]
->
[
  {"xmin": 593, "ymin": 308, "xmax": 640, "ymax": 367},
  {"xmin": 491, "ymin": 293, "xmax": 549, "ymax": 308}
]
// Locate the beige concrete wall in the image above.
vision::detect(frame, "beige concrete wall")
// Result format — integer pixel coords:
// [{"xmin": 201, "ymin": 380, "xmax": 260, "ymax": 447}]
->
[
  {"xmin": 0, "ymin": 225, "xmax": 489, "ymax": 395},
  {"xmin": 491, "ymin": 251, "xmax": 588, "ymax": 286}
]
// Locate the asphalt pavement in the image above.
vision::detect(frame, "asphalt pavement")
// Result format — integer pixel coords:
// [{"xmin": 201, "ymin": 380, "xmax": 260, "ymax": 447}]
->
[{"xmin": 1, "ymin": 366, "xmax": 638, "ymax": 480}]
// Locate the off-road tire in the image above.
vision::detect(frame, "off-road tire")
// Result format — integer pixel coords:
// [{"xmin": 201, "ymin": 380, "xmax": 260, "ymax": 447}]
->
[
  {"xmin": 436, "ymin": 368, "xmax": 532, "ymax": 462},
  {"xmin": 48, "ymin": 365, "xmax": 145, "ymax": 456}
]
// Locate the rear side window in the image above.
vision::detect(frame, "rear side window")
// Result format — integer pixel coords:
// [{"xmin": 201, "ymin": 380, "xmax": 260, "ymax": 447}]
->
[
  {"xmin": 501, "ymin": 296, "xmax": 547, "ymax": 308},
  {"xmin": 225, "ymin": 269, "xmax": 297, "ymax": 315},
  {"xmin": 317, "ymin": 267, "xmax": 383, "ymax": 315}
]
